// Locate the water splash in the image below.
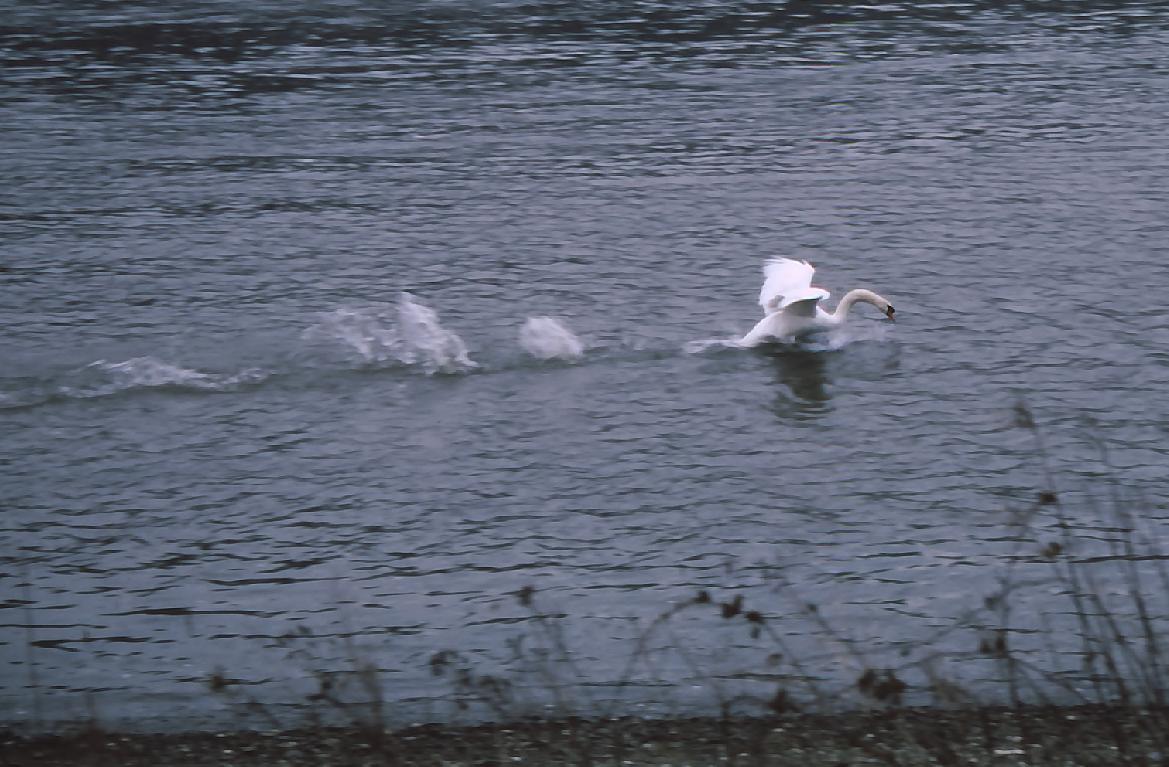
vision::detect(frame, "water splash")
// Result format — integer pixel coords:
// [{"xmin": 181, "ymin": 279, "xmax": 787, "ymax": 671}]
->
[
  {"xmin": 303, "ymin": 306, "xmax": 399, "ymax": 364},
  {"xmin": 518, "ymin": 316, "xmax": 584, "ymax": 362},
  {"xmin": 396, "ymin": 293, "xmax": 477, "ymax": 373},
  {"xmin": 303, "ymin": 294, "xmax": 476, "ymax": 374}
]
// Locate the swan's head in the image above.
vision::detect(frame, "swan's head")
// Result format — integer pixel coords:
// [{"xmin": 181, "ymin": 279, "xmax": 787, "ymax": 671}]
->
[{"xmin": 866, "ymin": 291, "xmax": 895, "ymax": 321}]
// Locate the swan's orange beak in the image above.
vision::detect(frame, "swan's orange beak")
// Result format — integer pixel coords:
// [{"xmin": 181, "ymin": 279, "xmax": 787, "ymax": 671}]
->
[{"xmin": 885, "ymin": 305, "xmax": 896, "ymax": 322}]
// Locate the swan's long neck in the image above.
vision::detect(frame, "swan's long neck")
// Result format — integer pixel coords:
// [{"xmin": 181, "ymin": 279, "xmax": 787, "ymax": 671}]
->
[{"xmin": 827, "ymin": 289, "xmax": 889, "ymax": 321}]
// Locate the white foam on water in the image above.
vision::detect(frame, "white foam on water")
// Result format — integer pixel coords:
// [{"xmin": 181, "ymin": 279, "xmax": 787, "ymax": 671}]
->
[
  {"xmin": 809, "ymin": 322, "xmax": 892, "ymax": 352},
  {"xmin": 686, "ymin": 322, "xmax": 892, "ymax": 355},
  {"xmin": 518, "ymin": 316, "xmax": 584, "ymax": 362},
  {"xmin": 303, "ymin": 294, "xmax": 477, "ymax": 374},
  {"xmin": 58, "ymin": 357, "xmax": 269, "ymax": 399},
  {"xmin": 683, "ymin": 338, "xmax": 744, "ymax": 354}
]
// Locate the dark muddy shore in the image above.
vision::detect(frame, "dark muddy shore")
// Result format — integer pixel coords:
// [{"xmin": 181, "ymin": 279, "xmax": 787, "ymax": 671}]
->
[{"xmin": 4, "ymin": 706, "xmax": 1166, "ymax": 766}]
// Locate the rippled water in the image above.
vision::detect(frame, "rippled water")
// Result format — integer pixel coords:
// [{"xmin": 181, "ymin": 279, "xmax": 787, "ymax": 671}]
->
[{"xmin": 3, "ymin": 0, "xmax": 1169, "ymax": 731}]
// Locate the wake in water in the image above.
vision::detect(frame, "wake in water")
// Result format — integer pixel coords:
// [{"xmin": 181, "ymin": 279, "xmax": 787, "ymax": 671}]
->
[
  {"xmin": 1, "ymin": 293, "xmax": 894, "ymax": 411},
  {"xmin": 73, "ymin": 358, "xmax": 269, "ymax": 395},
  {"xmin": 0, "ymin": 357, "xmax": 269, "ymax": 409}
]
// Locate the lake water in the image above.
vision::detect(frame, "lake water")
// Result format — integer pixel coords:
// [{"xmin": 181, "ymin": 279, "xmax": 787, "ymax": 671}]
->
[{"xmin": 3, "ymin": 0, "xmax": 1169, "ymax": 731}]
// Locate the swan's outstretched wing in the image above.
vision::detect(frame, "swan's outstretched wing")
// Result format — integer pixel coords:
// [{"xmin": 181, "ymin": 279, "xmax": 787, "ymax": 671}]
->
[
  {"xmin": 780, "ymin": 296, "xmax": 823, "ymax": 317},
  {"xmin": 758, "ymin": 258, "xmax": 829, "ymax": 314}
]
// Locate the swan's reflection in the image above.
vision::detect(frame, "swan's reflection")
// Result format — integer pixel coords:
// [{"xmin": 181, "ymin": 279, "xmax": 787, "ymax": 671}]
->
[
  {"xmin": 760, "ymin": 336, "xmax": 902, "ymax": 420},
  {"xmin": 762, "ymin": 345, "xmax": 833, "ymax": 418}
]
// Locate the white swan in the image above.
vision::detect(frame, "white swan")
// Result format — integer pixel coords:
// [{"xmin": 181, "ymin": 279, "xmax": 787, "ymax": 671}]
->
[{"xmin": 739, "ymin": 258, "xmax": 895, "ymax": 347}]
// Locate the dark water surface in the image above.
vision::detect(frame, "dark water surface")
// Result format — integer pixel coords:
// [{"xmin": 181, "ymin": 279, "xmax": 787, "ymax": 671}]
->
[{"xmin": 3, "ymin": 0, "xmax": 1169, "ymax": 730}]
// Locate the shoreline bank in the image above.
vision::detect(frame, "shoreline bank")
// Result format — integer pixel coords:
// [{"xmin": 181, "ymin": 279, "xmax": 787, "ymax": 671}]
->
[{"xmin": 4, "ymin": 705, "xmax": 1166, "ymax": 766}]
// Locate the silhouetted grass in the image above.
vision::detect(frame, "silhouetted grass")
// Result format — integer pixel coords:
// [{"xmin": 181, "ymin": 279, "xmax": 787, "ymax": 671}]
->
[{"xmin": 417, "ymin": 404, "xmax": 1169, "ymax": 764}]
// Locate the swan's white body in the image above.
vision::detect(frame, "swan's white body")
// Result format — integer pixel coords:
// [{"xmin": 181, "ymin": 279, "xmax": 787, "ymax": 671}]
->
[{"xmin": 739, "ymin": 258, "xmax": 894, "ymax": 347}]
